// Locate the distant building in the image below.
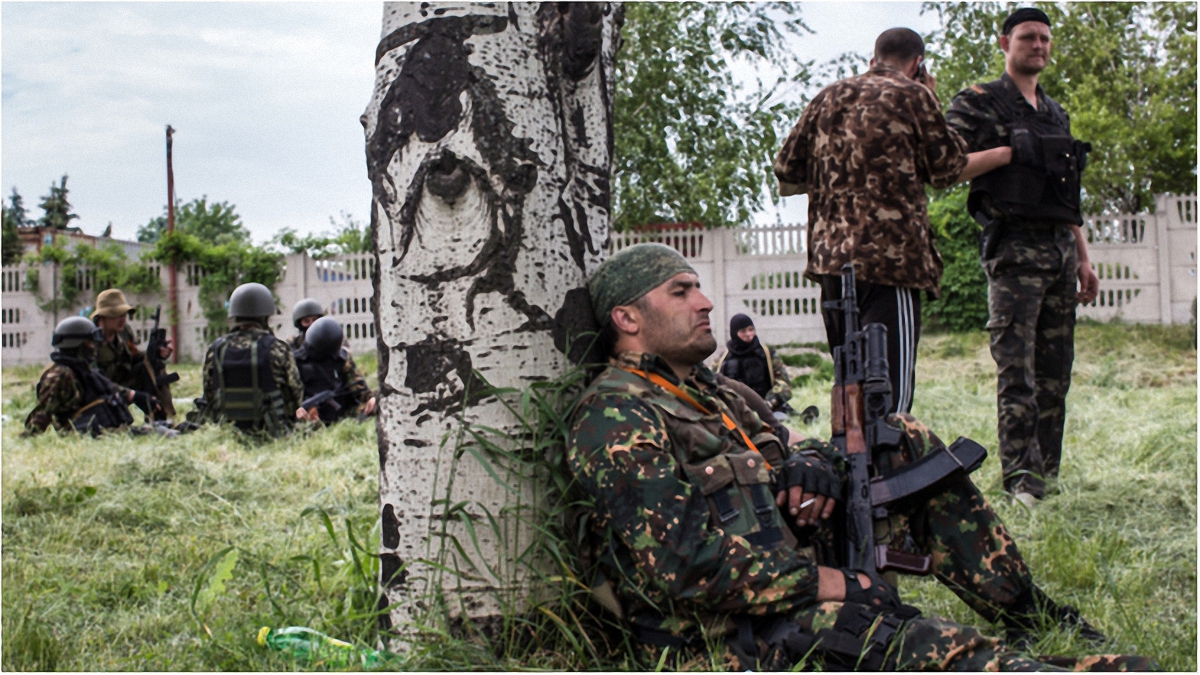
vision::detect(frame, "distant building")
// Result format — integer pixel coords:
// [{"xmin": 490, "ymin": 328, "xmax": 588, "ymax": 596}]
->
[{"xmin": 17, "ymin": 225, "xmax": 146, "ymax": 258}]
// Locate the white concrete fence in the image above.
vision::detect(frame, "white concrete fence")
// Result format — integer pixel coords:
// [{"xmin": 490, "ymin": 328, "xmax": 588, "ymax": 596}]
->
[{"xmin": 2, "ymin": 194, "xmax": 1195, "ymax": 368}]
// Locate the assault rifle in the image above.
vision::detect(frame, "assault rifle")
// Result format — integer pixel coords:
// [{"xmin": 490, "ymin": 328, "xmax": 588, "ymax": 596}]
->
[
  {"xmin": 826, "ymin": 264, "xmax": 988, "ymax": 580},
  {"xmin": 146, "ymin": 305, "xmax": 180, "ymax": 388},
  {"xmin": 301, "ymin": 388, "xmax": 347, "ymax": 413}
]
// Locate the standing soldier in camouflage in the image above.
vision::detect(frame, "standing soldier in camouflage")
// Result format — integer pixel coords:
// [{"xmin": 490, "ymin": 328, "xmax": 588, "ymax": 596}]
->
[
  {"xmin": 198, "ymin": 283, "xmax": 304, "ymax": 435},
  {"xmin": 565, "ymin": 243, "xmax": 1155, "ymax": 671},
  {"xmin": 945, "ymin": 8, "xmax": 1098, "ymax": 508},
  {"xmin": 774, "ymin": 27, "xmax": 1013, "ymax": 413},
  {"xmin": 24, "ymin": 316, "xmax": 146, "ymax": 436},
  {"xmin": 91, "ymin": 288, "xmax": 175, "ymax": 420}
]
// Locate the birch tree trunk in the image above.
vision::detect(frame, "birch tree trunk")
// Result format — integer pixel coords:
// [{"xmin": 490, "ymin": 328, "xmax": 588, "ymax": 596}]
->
[{"xmin": 363, "ymin": 2, "xmax": 622, "ymax": 633}]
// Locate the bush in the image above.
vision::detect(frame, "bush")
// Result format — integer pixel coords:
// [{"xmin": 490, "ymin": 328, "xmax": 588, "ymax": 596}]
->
[{"xmin": 923, "ymin": 186, "xmax": 989, "ymax": 332}]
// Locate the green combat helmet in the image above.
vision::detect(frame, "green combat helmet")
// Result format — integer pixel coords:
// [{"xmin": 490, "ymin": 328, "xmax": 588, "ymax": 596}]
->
[
  {"xmin": 228, "ymin": 282, "xmax": 276, "ymax": 320},
  {"xmin": 52, "ymin": 316, "xmax": 103, "ymax": 349},
  {"xmin": 292, "ymin": 298, "xmax": 325, "ymax": 329}
]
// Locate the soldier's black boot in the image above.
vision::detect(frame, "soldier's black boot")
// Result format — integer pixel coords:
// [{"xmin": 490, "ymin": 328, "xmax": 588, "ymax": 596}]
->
[{"xmin": 1001, "ymin": 585, "xmax": 1107, "ymax": 649}]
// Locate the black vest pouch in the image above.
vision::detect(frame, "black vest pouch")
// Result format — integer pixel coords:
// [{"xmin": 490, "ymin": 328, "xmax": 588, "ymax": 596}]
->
[{"xmin": 216, "ymin": 334, "xmax": 286, "ymax": 434}]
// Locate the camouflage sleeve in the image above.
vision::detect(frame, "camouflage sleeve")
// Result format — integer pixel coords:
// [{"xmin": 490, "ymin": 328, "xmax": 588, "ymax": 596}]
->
[
  {"xmin": 341, "ymin": 353, "xmax": 373, "ymax": 404},
  {"xmin": 199, "ymin": 345, "xmax": 219, "ymax": 421},
  {"xmin": 772, "ymin": 91, "xmax": 823, "ymax": 195},
  {"xmin": 23, "ymin": 367, "xmax": 80, "ymax": 434},
  {"xmin": 270, "ymin": 340, "xmax": 305, "ymax": 413},
  {"xmin": 768, "ymin": 347, "xmax": 792, "ymax": 404},
  {"xmin": 568, "ymin": 392, "xmax": 820, "ymax": 616},
  {"xmin": 911, "ymin": 85, "xmax": 969, "ymax": 189},
  {"xmin": 945, "ymin": 86, "xmax": 1006, "ymax": 153}
]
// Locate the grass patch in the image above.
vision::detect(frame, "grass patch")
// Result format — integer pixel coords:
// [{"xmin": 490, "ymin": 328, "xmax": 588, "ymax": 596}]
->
[{"xmin": 2, "ymin": 322, "xmax": 1194, "ymax": 670}]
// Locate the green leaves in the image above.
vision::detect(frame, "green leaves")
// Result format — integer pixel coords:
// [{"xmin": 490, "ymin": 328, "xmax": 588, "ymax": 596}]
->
[
  {"xmin": 614, "ymin": 3, "xmax": 812, "ymax": 230},
  {"xmin": 923, "ymin": 186, "xmax": 989, "ymax": 332},
  {"xmin": 191, "ymin": 547, "xmax": 240, "ymax": 629}
]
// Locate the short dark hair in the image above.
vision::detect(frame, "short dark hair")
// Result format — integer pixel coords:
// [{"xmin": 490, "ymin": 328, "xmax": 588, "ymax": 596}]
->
[{"xmin": 874, "ymin": 27, "xmax": 925, "ymax": 64}]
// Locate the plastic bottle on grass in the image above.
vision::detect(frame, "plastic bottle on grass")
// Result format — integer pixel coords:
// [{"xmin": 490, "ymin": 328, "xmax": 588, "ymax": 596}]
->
[{"xmin": 257, "ymin": 626, "xmax": 393, "ymax": 669}]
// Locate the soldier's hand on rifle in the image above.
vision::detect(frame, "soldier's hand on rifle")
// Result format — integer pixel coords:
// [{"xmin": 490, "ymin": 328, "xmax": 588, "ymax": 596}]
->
[
  {"xmin": 777, "ymin": 453, "xmax": 839, "ymax": 527},
  {"xmin": 295, "ymin": 406, "xmax": 320, "ymax": 422},
  {"xmin": 159, "ymin": 338, "xmax": 174, "ymax": 361},
  {"xmin": 363, "ymin": 396, "xmax": 377, "ymax": 415}
]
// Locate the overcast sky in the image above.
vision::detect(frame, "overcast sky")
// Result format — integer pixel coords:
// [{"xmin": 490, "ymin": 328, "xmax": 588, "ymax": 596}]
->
[{"xmin": 2, "ymin": 2, "xmax": 940, "ymax": 243}]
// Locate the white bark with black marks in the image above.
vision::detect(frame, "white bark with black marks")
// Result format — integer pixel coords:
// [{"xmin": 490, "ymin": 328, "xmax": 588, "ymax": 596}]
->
[{"xmin": 363, "ymin": 2, "xmax": 621, "ymax": 632}]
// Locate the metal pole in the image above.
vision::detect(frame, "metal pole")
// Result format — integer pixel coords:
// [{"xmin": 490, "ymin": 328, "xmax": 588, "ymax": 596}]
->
[{"xmin": 166, "ymin": 125, "xmax": 179, "ymax": 364}]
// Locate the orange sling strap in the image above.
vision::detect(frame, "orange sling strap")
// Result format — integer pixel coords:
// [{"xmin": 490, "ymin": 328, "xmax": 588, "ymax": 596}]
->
[{"xmin": 620, "ymin": 367, "xmax": 767, "ymax": 466}]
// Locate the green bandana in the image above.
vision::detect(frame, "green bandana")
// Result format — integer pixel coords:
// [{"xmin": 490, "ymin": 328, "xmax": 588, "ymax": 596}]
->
[{"xmin": 588, "ymin": 243, "xmax": 696, "ymax": 325}]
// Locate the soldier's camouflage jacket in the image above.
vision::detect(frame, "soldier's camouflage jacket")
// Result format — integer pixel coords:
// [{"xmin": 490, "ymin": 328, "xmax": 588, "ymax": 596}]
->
[
  {"xmin": 200, "ymin": 324, "xmax": 304, "ymax": 423},
  {"xmin": 95, "ymin": 325, "xmax": 144, "ymax": 389},
  {"xmin": 24, "ymin": 362, "xmax": 132, "ymax": 434},
  {"xmin": 774, "ymin": 63, "xmax": 968, "ymax": 295},
  {"xmin": 567, "ymin": 351, "xmax": 817, "ymax": 638}
]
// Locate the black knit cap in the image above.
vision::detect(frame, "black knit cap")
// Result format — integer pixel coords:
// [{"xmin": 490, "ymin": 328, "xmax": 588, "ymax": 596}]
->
[
  {"xmin": 729, "ymin": 313, "xmax": 755, "ymax": 338},
  {"xmin": 1002, "ymin": 7, "xmax": 1051, "ymax": 35}
]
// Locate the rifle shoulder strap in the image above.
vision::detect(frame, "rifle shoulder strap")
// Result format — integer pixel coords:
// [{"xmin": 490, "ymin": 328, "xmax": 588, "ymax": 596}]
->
[{"xmin": 762, "ymin": 344, "xmax": 775, "ymax": 385}]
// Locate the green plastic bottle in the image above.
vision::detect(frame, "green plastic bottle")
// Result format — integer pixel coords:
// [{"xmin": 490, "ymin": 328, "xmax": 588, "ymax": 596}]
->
[{"xmin": 257, "ymin": 626, "xmax": 393, "ymax": 669}]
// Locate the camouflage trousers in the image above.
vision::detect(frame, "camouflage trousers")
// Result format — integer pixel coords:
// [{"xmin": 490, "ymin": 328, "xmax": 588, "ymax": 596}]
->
[
  {"xmin": 639, "ymin": 605, "xmax": 1155, "ymax": 671},
  {"xmin": 983, "ymin": 226, "xmax": 1078, "ymax": 498}
]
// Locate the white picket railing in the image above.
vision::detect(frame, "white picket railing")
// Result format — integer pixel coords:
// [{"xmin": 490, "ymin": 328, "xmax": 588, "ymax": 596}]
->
[{"xmin": 2, "ymin": 195, "xmax": 1195, "ymax": 367}]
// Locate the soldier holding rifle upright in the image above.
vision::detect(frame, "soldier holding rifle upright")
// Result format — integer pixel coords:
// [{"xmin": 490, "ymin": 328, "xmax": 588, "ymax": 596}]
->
[
  {"xmin": 946, "ymin": 8, "xmax": 1098, "ymax": 508},
  {"xmin": 774, "ymin": 28, "xmax": 1012, "ymax": 413},
  {"xmin": 92, "ymin": 288, "xmax": 176, "ymax": 420},
  {"xmin": 558, "ymin": 243, "xmax": 1154, "ymax": 671}
]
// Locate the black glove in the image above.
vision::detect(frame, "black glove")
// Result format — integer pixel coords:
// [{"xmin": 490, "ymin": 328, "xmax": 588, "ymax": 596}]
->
[
  {"xmin": 781, "ymin": 452, "xmax": 840, "ymax": 498},
  {"xmin": 1009, "ymin": 128, "xmax": 1040, "ymax": 166},
  {"xmin": 842, "ymin": 569, "xmax": 903, "ymax": 611}
]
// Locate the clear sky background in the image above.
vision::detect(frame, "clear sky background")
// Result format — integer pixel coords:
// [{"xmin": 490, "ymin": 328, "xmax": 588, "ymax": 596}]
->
[{"xmin": 2, "ymin": 2, "xmax": 940, "ymax": 244}]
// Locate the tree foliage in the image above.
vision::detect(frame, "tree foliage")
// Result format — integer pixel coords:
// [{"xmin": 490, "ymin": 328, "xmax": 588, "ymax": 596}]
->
[
  {"xmin": 137, "ymin": 197, "xmax": 251, "ymax": 246},
  {"xmin": 149, "ymin": 230, "xmax": 283, "ymax": 335},
  {"xmin": 272, "ymin": 211, "xmax": 371, "ymax": 259},
  {"xmin": 923, "ymin": 186, "xmax": 989, "ymax": 331},
  {"xmin": 25, "ymin": 237, "xmax": 160, "ymax": 313},
  {"xmin": 613, "ymin": 2, "xmax": 812, "ymax": 230},
  {"xmin": 923, "ymin": 1, "xmax": 1197, "ymax": 214},
  {"xmin": 37, "ymin": 175, "xmax": 79, "ymax": 230},
  {"xmin": 2, "ymin": 189, "xmax": 32, "ymax": 265}
]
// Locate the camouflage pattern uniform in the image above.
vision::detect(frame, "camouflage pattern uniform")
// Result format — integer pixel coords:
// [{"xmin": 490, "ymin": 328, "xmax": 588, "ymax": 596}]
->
[
  {"xmin": 774, "ymin": 63, "xmax": 968, "ymax": 415},
  {"xmin": 567, "ymin": 351, "xmax": 1155, "ymax": 671},
  {"xmin": 95, "ymin": 324, "xmax": 177, "ymax": 418},
  {"xmin": 199, "ymin": 323, "xmax": 304, "ymax": 429},
  {"xmin": 774, "ymin": 63, "xmax": 968, "ymax": 295},
  {"xmin": 946, "ymin": 74, "xmax": 1080, "ymax": 498},
  {"xmin": 24, "ymin": 362, "xmax": 132, "ymax": 435}
]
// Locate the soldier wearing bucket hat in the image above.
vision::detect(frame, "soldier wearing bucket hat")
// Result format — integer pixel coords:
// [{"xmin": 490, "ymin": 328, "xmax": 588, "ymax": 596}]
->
[{"xmin": 92, "ymin": 288, "xmax": 175, "ymax": 420}]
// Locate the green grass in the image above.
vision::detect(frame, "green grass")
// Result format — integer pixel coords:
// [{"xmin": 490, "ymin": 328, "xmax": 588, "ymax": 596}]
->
[{"xmin": 1, "ymin": 321, "xmax": 1194, "ymax": 670}]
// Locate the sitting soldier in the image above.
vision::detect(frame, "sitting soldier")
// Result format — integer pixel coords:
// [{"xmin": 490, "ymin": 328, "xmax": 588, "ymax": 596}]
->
[
  {"xmin": 293, "ymin": 316, "xmax": 376, "ymax": 424},
  {"xmin": 92, "ymin": 288, "xmax": 175, "ymax": 421},
  {"xmin": 564, "ymin": 243, "xmax": 1156, "ymax": 671},
  {"xmin": 712, "ymin": 313, "xmax": 792, "ymax": 413},
  {"xmin": 198, "ymin": 282, "xmax": 304, "ymax": 436},
  {"xmin": 24, "ymin": 316, "xmax": 148, "ymax": 436}
]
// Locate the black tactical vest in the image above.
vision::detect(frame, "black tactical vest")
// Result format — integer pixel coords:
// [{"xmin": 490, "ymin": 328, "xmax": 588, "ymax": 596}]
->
[
  {"xmin": 51, "ymin": 352, "xmax": 135, "ymax": 435},
  {"xmin": 295, "ymin": 346, "xmax": 353, "ymax": 423},
  {"xmin": 211, "ymin": 333, "xmax": 288, "ymax": 435},
  {"xmin": 967, "ymin": 79, "xmax": 1090, "ymax": 226},
  {"xmin": 717, "ymin": 339, "xmax": 773, "ymax": 399}
]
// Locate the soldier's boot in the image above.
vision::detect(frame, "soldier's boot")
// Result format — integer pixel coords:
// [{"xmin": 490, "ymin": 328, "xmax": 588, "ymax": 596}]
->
[{"xmin": 1001, "ymin": 585, "xmax": 1107, "ymax": 649}]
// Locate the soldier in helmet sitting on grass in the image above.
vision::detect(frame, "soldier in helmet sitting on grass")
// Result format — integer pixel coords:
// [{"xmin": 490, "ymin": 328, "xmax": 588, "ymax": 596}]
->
[
  {"xmin": 289, "ymin": 298, "xmax": 375, "ymax": 420},
  {"xmin": 24, "ymin": 316, "xmax": 149, "ymax": 436},
  {"xmin": 197, "ymin": 283, "xmax": 304, "ymax": 436},
  {"xmin": 292, "ymin": 316, "xmax": 376, "ymax": 424},
  {"xmin": 562, "ymin": 242, "xmax": 1156, "ymax": 671}
]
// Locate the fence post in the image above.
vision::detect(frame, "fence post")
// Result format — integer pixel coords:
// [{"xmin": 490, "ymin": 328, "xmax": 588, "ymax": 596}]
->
[
  {"xmin": 711, "ymin": 227, "xmax": 727, "ymax": 343},
  {"xmin": 1154, "ymin": 209, "xmax": 1172, "ymax": 325}
]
